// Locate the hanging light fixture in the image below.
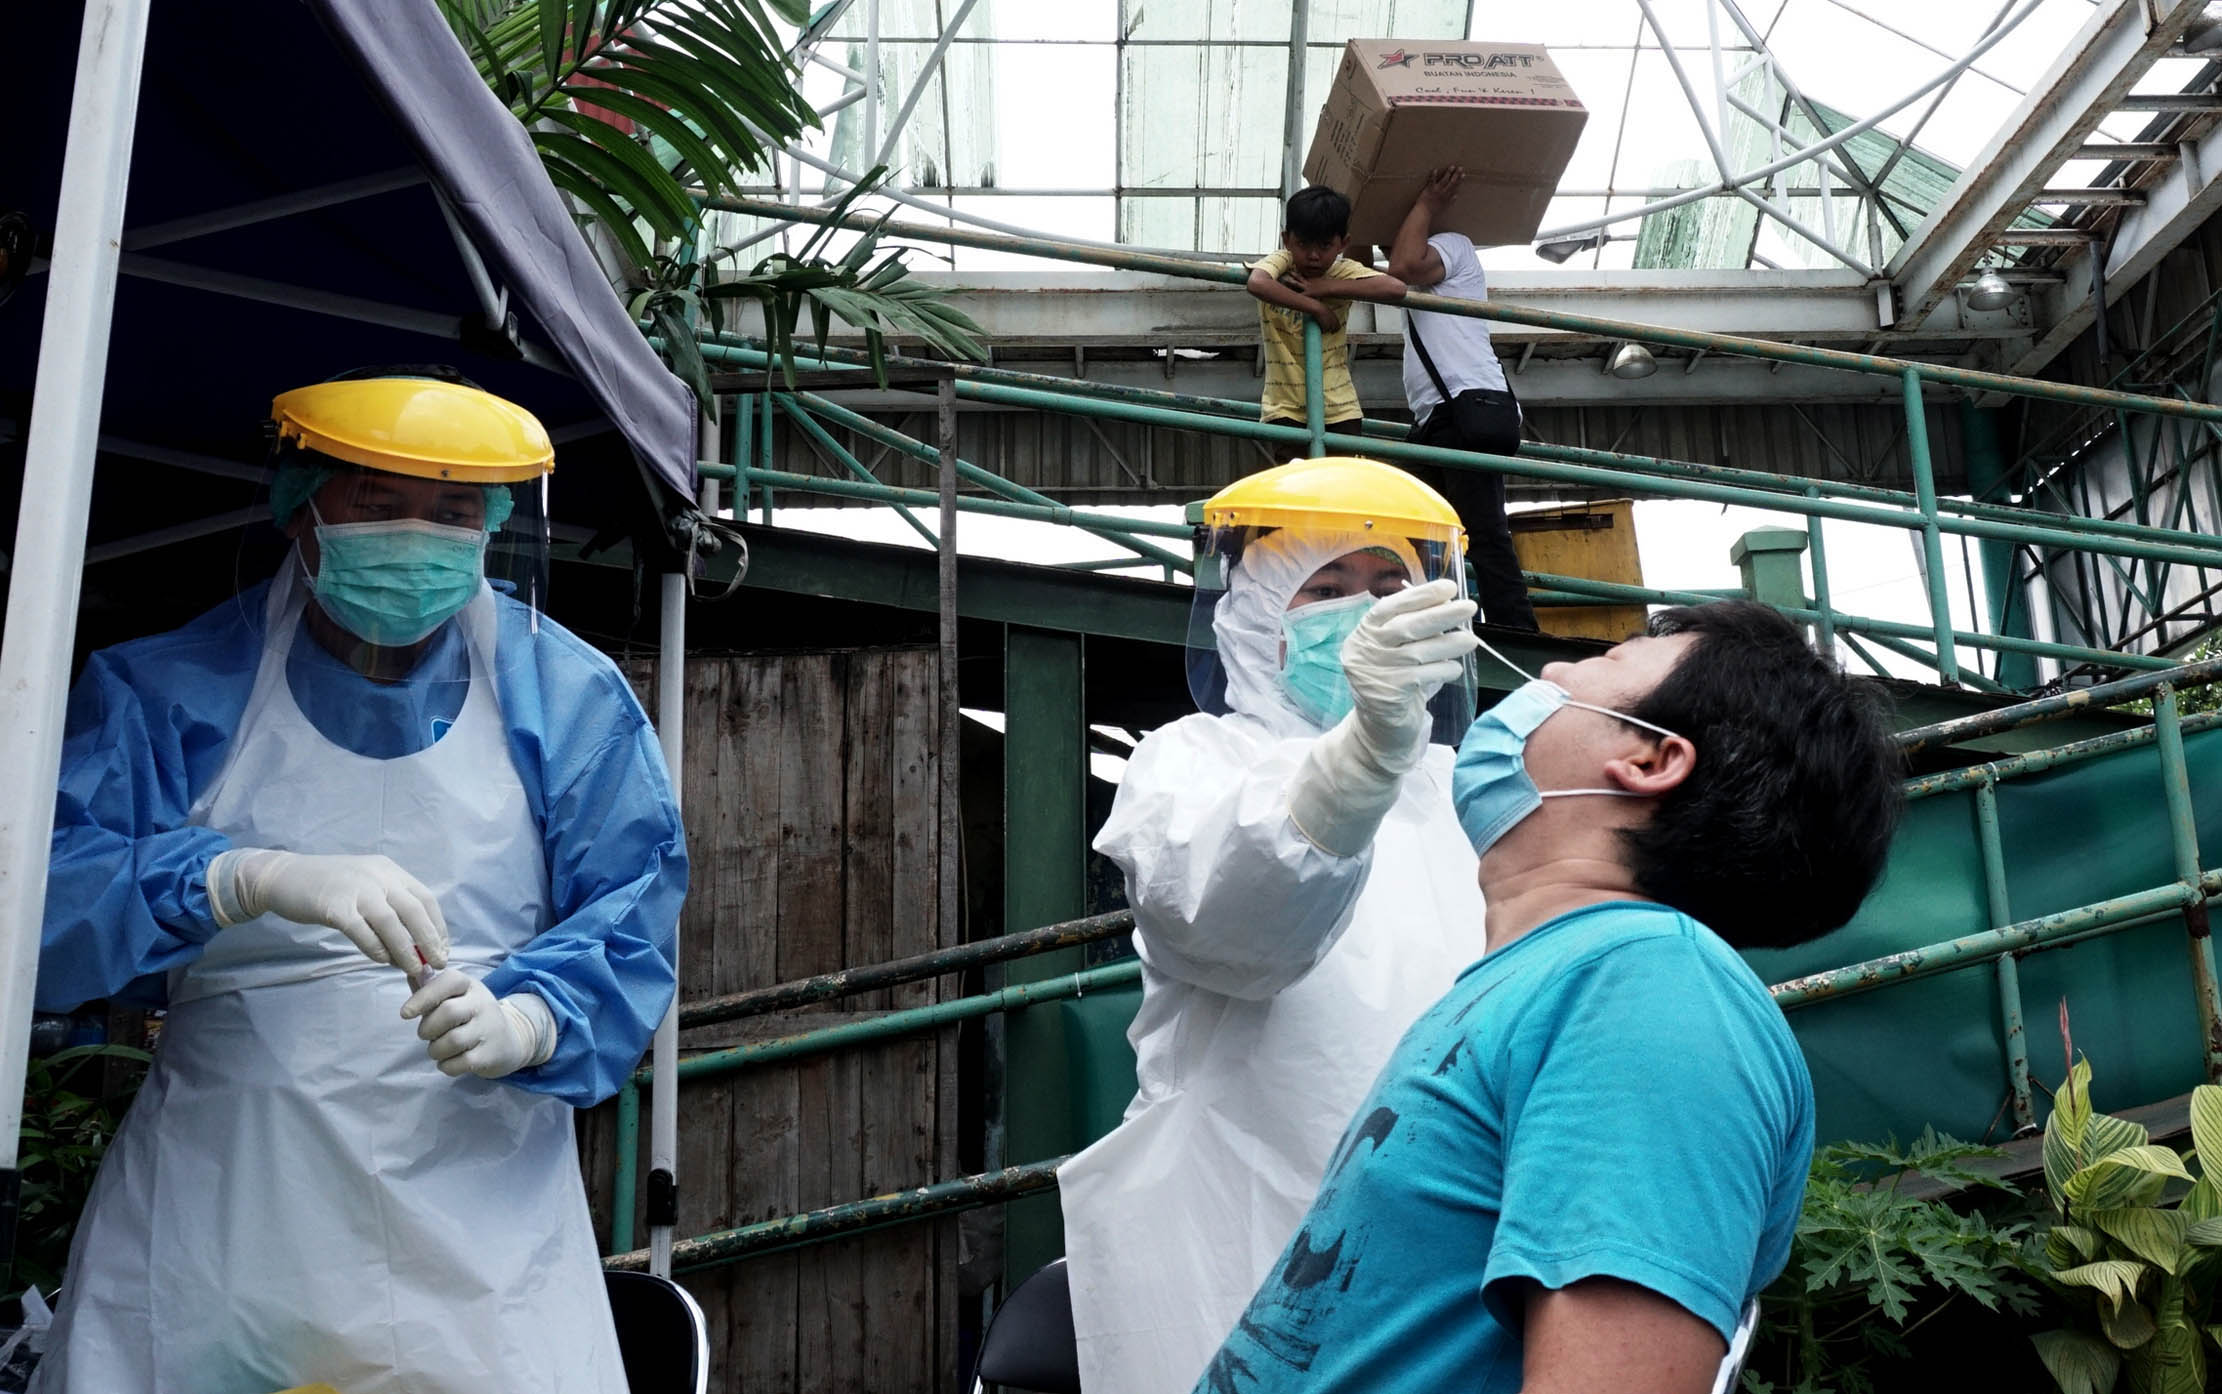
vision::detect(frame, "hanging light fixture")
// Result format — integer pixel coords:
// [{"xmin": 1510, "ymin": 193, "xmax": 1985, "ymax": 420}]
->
[
  {"xmin": 1966, "ymin": 269, "xmax": 2015, "ymax": 312},
  {"xmin": 1535, "ymin": 231, "xmax": 1608, "ymax": 264},
  {"xmin": 1608, "ymin": 342, "xmax": 1657, "ymax": 379}
]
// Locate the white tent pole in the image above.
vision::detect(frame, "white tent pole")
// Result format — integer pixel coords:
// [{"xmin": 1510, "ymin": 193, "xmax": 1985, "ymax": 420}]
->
[
  {"xmin": 650, "ymin": 563, "xmax": 684, "ymax": 1281},
  {"xmin": 0, "ymin": 0, "xmax": 152, "ymax": 1247},
  {"xmin": 647, "ymin": 400, "xmax": 717, "ymax": 1279}
]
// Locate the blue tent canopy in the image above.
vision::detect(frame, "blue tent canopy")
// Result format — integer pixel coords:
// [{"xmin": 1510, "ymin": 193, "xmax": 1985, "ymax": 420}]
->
[{"xmin": 1, "ymin": 0, "xmax": 700, "ymax": 630}]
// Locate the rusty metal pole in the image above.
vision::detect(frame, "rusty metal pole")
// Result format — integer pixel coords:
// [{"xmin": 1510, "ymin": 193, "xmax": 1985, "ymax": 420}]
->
[
  {"xmin": 2154, "ymin": 683, "xmax": 2222, "ymax": 1080},
  {"xmin": 937, "ymin": 373, "xmax": 960, "ymax": 965},
  {"xmin": 1973, "ymin": 781, "xmax": 2035, "ymax": 1133}
]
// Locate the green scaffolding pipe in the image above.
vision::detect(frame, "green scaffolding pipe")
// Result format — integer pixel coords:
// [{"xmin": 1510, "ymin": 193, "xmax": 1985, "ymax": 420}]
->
[
  {"xmin": 1904, "ymin": 710, "xmax": 2222, "ymax": 801},
  {"xmin": 604, "ymin": 1158, "xmax": 1069, "ymax": 1274},
  {"xmin": 1526, "ymin": 569, "xmax": 2175, "ymax": 674},
  {"xmin": 1972, "ymin": 782, "xmax": 2035, "ymax": 1133},
  {"xmin": 708, "ymin": 466, "xmax": 1194, "ymax": 540},
  {"xmin": 1854, "ymin": 628, "xmax": 2012, "ymax": 695},
  {"xmin": 917, "ymin": 378, "xmax": 2222, "ymax": 577},
  {"xmin": 1903, "ymin": 367, "xmax": 1960, "ymax": 684},
  {"xmin": 1771, "ymin": 879, "xmax": 2213, "ymax": 1009},
  {"xmin": 783, "ymin": 390, "xmax": 1193, "ymax": 574},
  {"xmin": 611, "ymin": 1077, "xmax": 641, "ymax": 1254},
  {"xmin": 1839, "ymin": 632, "xmax": 1898, "ymax": 680},
  {"xmin": 1897, "ymin": 653, "xmax": 2222, "ymax": 754},
  {"xmin": 757, "ymin": 389, "xmax": 774, "ymax": 523},
  {"xmin": 775, "ymin": 395, "xmax": 938, "ymax": 546},
  {"xmin": 622, "ymin": 874, "xmax": 2222, "ymax": 1263},
  {"xmin": 2155, "ymin": 686, "xmax": 2222, "ymax": 1081},
  {"xmin": 698, "ymin": 198, "xmax": 2222, "ymax": 425},
  {"xmin": 1805, "ymin": 489, "xmax": 1837, "ymax": 654},
  {"xmin": 1303, "ymin": 318, "xmax": 1326, "ymax": 457},
  {"xmin": 641, "ymin": 959, "xmax": 1145, "ymax": 1088},
  {"xmin": 681, "ymin": 909, "xmax": 1136, "ymax": 1028},
  {"xmin": 700, "ymin": 336, "xmax": 2222, "ymax": 568}
]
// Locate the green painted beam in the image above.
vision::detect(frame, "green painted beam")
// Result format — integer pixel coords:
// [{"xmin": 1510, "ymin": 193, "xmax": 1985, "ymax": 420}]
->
[
  {"xmin": 558, "ymin": 525, "xmax": 2134, "ymax": 751},
  {"xmin": 699, "ymin": 197, "xmax": 2222, "ymax": 425},
  {"xmin": 1002, "ymin": 625, "xmax": 1090, "ymax": 1285}
]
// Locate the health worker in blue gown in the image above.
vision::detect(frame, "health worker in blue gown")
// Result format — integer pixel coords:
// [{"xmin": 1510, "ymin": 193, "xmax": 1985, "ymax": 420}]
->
[{"xmin": 28, "ymin": 372, "xmax": 687, "ymax": 1394}]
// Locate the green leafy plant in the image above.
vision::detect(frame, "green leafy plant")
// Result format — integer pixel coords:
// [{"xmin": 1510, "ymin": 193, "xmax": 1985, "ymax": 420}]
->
[
  {"xmin": 2027, "ymin": 1059, "xmax": 2222, "ymax": 1394},
  {"xmin": 696, "ymin": 166, "xmax": 988, "ymax": 393},
  {"xmin": 438, "ymin": 0, "xmax": 819, "ymax": 273},
  {"xmin": 2124, "ymin": 635, "xmax": 2222, "ymax": 717},
  {"xmin": 1742, "ymin": 1129, "xmax": 2037, "ymax": 1394},
  {"xmin": 11, "ymin": 1044, "xmax": 150, "ymax": 1299},
  {"xmin": 439, "ymin": 7, "xmax": 986, "ymax": 405}
]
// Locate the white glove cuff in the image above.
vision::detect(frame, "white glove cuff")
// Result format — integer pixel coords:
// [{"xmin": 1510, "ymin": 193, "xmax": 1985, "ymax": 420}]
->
[
  {"xmin": 500, "ymin": 992, "xmax": 560, "ymax": 1069},
  {"xmin": 1287, "ymin": 719, "xmax": 1404, "ymax": 858},
  {"xmin": 205, "ymin": 848, "xmax": 254, "ymax": 929},
  {"xmin": 1350, "ymin": 712, "xmax": 1429, "ymax": 778}
]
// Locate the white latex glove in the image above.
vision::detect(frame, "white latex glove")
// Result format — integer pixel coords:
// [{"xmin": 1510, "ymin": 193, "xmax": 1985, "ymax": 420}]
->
[
  {"xmin": 209, "ymin": 848, "xmax": 450, "ymax": 970},
  {"xmin": 401, "ymin": 969, "xmax": 557, "ymax": 1080},
  {"xmin": 1288, "ymin": 578, "xmax": 1479, "ymax": 856},
  {"xmin": 1340, "ymin": 578, "xmax": 1481, "ymax": 772}
]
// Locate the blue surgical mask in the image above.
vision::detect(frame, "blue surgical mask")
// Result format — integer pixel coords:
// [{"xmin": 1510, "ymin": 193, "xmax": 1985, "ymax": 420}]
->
[
  {"xmin": 1279, "ymin": 591, "xmax": 1375, "ymax": 727},
  {"xmin": 309, "ymin": 510, "xmax": 487, "ymax": 648},
  {"xmin": 1451, "ymin": 641, "xmax": 1682, "ymax": 856}
]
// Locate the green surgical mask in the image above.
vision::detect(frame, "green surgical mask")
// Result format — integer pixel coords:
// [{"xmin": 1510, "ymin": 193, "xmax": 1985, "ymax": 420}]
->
[
  {"xmin": 1279, "ymin": 591, "xmax": 1374, "ymax": 727},
  {"xmin": 310, "ymin": 512, "xmax": 487, "ymax": 648}
]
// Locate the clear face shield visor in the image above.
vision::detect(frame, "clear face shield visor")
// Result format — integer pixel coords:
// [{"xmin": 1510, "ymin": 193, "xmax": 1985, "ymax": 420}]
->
[
  {"xmin": 1186, "ymin": 522, "xmax": 1479, "ymax": 744},
  {"xmin": 269, "ymin": 455, "xmax": 551, "ymax": 665}
]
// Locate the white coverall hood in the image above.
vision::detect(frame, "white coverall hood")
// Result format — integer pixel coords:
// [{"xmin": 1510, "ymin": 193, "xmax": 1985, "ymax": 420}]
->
[{"xmin": 1213, "ymin": 527, "xmax": 1426, "ymax": 739}]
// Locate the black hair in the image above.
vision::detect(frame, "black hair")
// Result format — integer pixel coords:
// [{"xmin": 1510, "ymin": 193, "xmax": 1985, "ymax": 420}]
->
[
  {"xmin": 1621, "ymin": 601, "xmax": 1904, "ymax": 950},
  {"xmin": 1284, "ymin": 187, "xmax": 1352, "ymax": 244}
]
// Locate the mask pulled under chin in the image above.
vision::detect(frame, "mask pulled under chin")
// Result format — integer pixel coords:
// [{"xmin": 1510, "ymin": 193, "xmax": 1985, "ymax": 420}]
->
[{"xmin": 307, "ymin": 516, "xmax": 488, "ymax": 648}]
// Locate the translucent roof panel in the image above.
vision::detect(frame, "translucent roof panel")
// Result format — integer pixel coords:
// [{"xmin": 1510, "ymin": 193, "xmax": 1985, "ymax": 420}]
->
[{"xmin": 708, "ymin": 0, "xmax": 2210, "ymax": 273}]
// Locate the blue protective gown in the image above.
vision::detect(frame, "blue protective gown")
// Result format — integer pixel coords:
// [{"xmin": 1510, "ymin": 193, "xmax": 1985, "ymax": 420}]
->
[{"xmin": 38, "ymin": 578, "xmax": 687, "ymax": 1108}]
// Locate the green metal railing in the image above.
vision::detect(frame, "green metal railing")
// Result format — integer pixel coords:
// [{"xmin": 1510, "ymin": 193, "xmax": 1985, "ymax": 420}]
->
[
  {"xmin": 684, "ymin": 200, "xmax": 2222, "ymax": 691},
  {"xmin": 604, "ymin": 203, "xmax": 2222, "ymax": 1271},
  {"xmin": 602, "ymin": 658, "xmax": 2222, "ymax": 1268}
]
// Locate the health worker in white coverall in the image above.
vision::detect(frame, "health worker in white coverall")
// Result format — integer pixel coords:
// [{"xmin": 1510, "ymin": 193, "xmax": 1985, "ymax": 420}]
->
[{"xmin": 1058, "ymin": 457, "xmax": 1492, "ymax": 1394}]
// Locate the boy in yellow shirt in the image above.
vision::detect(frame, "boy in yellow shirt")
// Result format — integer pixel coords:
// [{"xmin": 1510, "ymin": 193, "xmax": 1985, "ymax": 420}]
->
[{"xmin": 1246, "ymin": 187, "xmax": 1407, "ymax": 463}]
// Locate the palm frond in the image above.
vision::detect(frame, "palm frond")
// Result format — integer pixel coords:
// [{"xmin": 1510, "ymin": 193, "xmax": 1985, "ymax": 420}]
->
[{"xmin": 439, "ymin": 0, "xmax": 819, "ymax": 264}]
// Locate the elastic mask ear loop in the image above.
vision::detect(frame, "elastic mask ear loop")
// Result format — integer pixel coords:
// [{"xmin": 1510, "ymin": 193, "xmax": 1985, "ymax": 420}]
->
[
  {"xmin": 297, "ymin": 500, "xmax": 327, "ymax": 590},
  {"xmin": 1474, "ymin": 634, "xmax": 1683, "ymax": 801},
  {"xmin": 1476, "ymin": 633, "xmax": 1682, "ymax": 744}
]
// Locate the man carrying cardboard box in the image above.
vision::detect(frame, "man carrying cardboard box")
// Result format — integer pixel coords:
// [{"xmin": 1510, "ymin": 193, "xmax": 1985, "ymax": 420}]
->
[
  {"xmin": 1387, "ymin": 166, "xmax": 1538, "ymax": 632},
  {"xmin": 1245, "ymin": 187, "xmax": 1407, "ymax": 464}
]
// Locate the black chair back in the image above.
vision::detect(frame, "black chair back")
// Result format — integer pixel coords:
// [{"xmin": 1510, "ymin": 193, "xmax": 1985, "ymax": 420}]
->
[
  {"xmin": 605, "ymin": 1269, "xmax": 710, "ymax": 1394},
  {"xmin": 973, "ymin": 1258, "xmax": 1080, "ymax": 1394}
]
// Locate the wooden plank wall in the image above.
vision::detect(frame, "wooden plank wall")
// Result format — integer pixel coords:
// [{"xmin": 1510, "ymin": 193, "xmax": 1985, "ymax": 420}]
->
[{"xmin": 581, "ymin": 647, "xmax": 955, "ymax": 1394}]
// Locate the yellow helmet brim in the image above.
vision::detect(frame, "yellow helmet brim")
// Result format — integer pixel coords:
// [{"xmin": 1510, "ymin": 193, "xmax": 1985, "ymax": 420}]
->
[
  {"xmin": 1201, "ymin": 456, "xmax": 1462, "ymax": 544},
  {"xmin": 272, "ymin": 378, "xmax": 554, "ymax": 484}
]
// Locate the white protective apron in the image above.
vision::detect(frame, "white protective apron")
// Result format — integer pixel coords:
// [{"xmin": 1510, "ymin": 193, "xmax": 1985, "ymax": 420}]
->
[
  {"xmin": 34, "ymin": 568, "xmax": 626, "ymax": 1394},
  {"xmin": 1059, "ymin": 744, "xmax": 1487, "ymax": 1394}
]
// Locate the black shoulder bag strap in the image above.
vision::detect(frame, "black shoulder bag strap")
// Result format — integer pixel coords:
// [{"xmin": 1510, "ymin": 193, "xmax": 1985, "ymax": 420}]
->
[{"xmin": 1406, "ymin": 307, "xmax": 1457, "ymax": 407}]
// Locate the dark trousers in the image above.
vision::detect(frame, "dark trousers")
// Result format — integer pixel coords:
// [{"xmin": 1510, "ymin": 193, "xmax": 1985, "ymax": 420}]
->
[
  {"xmin": 1262, "ymin": 417, "xmax": 1364, "ymax": 466},
  {"xmin": 1406, "ymin": 393, "xmax": 1539, "ymax": 632}
]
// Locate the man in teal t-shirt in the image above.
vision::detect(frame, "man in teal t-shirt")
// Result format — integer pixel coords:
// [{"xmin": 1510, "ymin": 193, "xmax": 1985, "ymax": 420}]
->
[{"xmin": 1197, "ymin": 601, "xmax": 1905, "ymax": 1393}]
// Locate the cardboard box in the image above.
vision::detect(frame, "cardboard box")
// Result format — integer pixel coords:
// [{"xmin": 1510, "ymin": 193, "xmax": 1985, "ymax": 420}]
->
[{"xmin": 1301, "ymin": 40, "xmax": 1587, "ymax": 249}]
